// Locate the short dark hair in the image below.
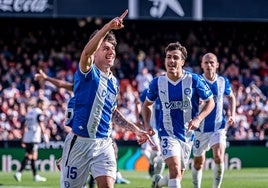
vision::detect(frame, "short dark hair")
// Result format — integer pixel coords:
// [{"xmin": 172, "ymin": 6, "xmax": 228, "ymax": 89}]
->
[
  {"xmin": 90, "ymin": 29, "xmax": 117, "ymax": 47},
  {"xmin": 165, "ymin": 42, "xmax": 187, "ymax": 60},
  {"xmin": 37, "ymin": 99, "xmax": 44, "ymax": 105}
]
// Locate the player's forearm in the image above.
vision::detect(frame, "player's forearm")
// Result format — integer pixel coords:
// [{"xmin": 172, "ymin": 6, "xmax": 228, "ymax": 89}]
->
[
  {"xmin": 45, "ymin": 77, "xmax": 73, "ymax": 91},
  {"xmin": 229, "ymin": 93, "xmax": 237, "ymax": 117},
  {"xmin": 81, "ymin": 24, "xmax": 110, "ymax": 67},
  {"xmin": 196, "ymin": 97, "xmax": 215, "ymax": 121},
  {"xmin": 141, "ymin": 105, "xmax": 152, "ymax": 129},
  {"xmin": 112, "ymin": 108, "xmax": 141, "ymax": 133}
]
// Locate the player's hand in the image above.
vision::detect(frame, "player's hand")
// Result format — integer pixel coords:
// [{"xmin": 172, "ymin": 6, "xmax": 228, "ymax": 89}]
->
[
  {"xmin": 143, "ymin": 122, "xmax": 155, "ymax": 136},
  {"xmin": 146, "ymin": 127, "xmax": 155, "ymax": 136},
  {"xmin": 55, "ymin": 157, "xmax": 62, "ymax": 171},
  {"xmin": 109, "ymin": 9, "xmax": 128, "ymax": 30},
  {"xmin": 34, "ymin": 69, "xmax": 47, "ymax": 81},
  {"xmin": 135, "ymin": 130, "xmax": 156, "ymax": 148},
  {"xmin": 21, "ymin": 142, "xmax": 26, "ymax": 148},
  {"xmin": 187, "ymin": 117, "xmax": 201, "ymax": 131},
  {"xmin": 228, "ymin": 116, "xmax": 235, "ymax": 125}
]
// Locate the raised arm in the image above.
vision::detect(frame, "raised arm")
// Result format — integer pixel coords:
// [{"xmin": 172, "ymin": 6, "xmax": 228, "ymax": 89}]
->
[
  {"xmin": 80, "ymin": 9, "xmax": 128, "ymax": 73},
  {"xmin": 35, "ymin": 69, "xmax": 73, "ymax": 91}
]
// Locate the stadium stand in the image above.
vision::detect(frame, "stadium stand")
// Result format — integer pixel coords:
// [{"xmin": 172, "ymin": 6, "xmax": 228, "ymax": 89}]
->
[{"xmin": 0, "ymin": 18, "xmax": 268, "ymax": 142}]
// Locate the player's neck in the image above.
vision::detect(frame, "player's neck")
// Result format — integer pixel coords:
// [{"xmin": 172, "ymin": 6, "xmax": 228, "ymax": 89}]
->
[
  {"xmin": 96, "ymin": 64, "xmax": 111, "ymax": 76},
  {"xmin": 167, "ymin": 70, "xmax": 184, "ymax": 81},
  {"xmin": 205, "ymin": 72, "xmax": 216, "ymax": 81}
]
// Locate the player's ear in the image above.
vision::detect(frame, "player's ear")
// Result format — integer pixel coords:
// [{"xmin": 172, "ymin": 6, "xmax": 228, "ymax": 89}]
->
[
  {"xmin": 216, "ymin": 61, "xmax": 220, "ymax": 68},
  {"xmin": 181, "ymin": 60, "xmax": 185, "ymax": 66}
]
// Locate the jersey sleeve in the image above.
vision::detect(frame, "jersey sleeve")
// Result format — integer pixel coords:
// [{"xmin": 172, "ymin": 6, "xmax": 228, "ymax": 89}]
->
[
  {"xmin": 224, "ymin": 76, "xmax": 232, "ymax": 96},
  {"xmin": 146, "ymin": 77, "xmax": 158, "ymax": 102},
  {"xmin": 139, "ymin": 89, "xmax": 148, "ymax": 103},
  {"xmin": 195, "ymin": 74, "xmax": 213, "ymax": 100}
]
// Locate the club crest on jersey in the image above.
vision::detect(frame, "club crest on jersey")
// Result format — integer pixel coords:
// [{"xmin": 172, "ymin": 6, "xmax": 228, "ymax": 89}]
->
[{"xmin": 184, "ymin": 88, "xmax": 191, "ymax": 95}]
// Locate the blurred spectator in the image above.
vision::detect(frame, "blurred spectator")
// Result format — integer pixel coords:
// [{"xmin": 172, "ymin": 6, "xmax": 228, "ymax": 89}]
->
[
  {"xmin": 135, "ymin": 67, "xmax": 153, "ymax": 93},
  {"xmin": 234, "ymin": 120, "xmax": 248, "ymax": 140},
  {"xmin": 0, "ymin": 113, "xmax": 11, "ymax": 140},
  {"xmin": 1, "ymin": 19, "xmax": 268, "ymax": 142}
]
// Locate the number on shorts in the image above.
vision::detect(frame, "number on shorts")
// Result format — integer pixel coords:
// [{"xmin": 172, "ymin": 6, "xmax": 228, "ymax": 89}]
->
[
  {"xmin": 195, "ymin": 139, "xmax": 200, "ymax": 148},
  {"xmin": 66, "ymin": 166, "xmax": 77, "ymax": 179},
  {"xmin": 162, "ymin": 138, "xmax": 168, "ymax": 148}
]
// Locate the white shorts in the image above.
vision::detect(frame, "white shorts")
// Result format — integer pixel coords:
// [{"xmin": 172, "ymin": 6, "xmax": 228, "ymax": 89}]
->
[
  {"xmin": 60, "ymin": 132, "xmax": 116, "ymax": 188},
  {"xmin": 160, "ymin": 136, "xmax": 193, "ymax": 170},
  {"xmin": 193, "ymin": 129, "xmax": 227, "ymax": 157}
]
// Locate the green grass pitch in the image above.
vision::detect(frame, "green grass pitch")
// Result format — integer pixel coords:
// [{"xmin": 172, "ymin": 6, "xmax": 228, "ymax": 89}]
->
[{"xmin": 1, "ymin": 168, "xmax": 268, "ymax": 187}]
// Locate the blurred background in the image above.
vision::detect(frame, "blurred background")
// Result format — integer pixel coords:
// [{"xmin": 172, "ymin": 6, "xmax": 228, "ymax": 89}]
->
[{"xmin": 0, "ymin": 0, "xmax": 268, "ymax": 172}]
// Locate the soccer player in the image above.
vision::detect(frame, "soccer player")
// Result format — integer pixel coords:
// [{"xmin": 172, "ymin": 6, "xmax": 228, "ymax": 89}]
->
[
  {"xmin": 59, "ymin": 9, "xmax": 154, "ymax": 188},
  {"xmin": 35, "ymin": 70, "xmax": 131, "ymax": 186},
  {"xmin": 142, "ymin": 42, "xmax": 215, "ymax": 188},
  {"xmin": 14, "ymin": 99, "xmax": 49, "ymax": 182},
  {"xmin": 192, "ymin": 53, "xmax": 236, "ymax": 188}
]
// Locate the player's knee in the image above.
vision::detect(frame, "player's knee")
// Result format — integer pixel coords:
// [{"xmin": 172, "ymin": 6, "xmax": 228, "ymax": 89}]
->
[
  {"xmin": 214, "ymin": 156, "xmax": 223, "ymax": 164},
  {"xmin": 193, "ymin": 158, "xmax": 204, "ymax": 170},
  {"xmin": 214, "ymin": 154, "xmax": 224, "ymax": 164},
  {"xmin": 193, "ymin": 162, "xmax": 203, "ymax": 170}
]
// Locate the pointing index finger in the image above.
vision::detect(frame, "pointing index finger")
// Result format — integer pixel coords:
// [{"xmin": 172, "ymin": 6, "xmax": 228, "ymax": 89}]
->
[{"xmin": 119, "ymin": 9, "xmax": 128, "ymax": 20}]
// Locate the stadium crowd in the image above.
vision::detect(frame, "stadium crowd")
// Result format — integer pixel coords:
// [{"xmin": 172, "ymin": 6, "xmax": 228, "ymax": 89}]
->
[{"xmin": 0, "ymin": 18, "xmax": 268, "ymax": 142}]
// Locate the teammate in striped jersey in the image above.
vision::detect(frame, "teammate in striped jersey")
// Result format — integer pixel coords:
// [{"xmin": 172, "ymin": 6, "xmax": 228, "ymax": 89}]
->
[
  {"xmin": 192, "ymin": 53, "xmax": 236, "ymax": 188},
  {"xmin": 59, "ymin": 10, "xmax": 154, "ymax": 188},
  {"xmin": 142, "ymin": 42, "xmax": 215, "ymax": 188}
]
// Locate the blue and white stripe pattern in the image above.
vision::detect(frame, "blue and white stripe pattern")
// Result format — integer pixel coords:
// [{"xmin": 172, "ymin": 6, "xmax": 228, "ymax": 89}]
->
[
  {"xmin": 198, "ymin": 74, "xmax": 232, "ymax": 132},
  {"xmin": 72, "ymin": 64, "xmax": 119, "ymax": 138},
  {"xmin": 146, "ymin": 71, "xmax": 213, "ymax": 142}
]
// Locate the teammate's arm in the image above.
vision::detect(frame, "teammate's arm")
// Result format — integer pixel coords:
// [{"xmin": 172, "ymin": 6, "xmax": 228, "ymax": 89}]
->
[
  {"xmin": 141, "ymin": 99, "xmax": 155, "ymax": 135},
  {"xmin": 188, "ymin": 97, "xmax": 215, "ymax": 131},
  {"xmin": 112, "ymin": 108, "xmax": 155, "ymax": 147},
  {"xmin": 35, "ymin": 69, "xmax": 73, "ymax": 91},
  {"xmin": 227, "ymin": 91, "xmax": 236, "ymax": 125},
  {"xmin": 112, "ymin": 108, "xmax": 142, "ymax": 133}
]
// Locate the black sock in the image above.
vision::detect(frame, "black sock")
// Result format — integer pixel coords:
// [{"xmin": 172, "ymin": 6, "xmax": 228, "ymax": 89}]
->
[
  {"xmin": 19, "ymin": 157, "xmax": 28, "ymax": 172},
  {"xmin": 31, "ymin": 159, "xmax": 37, "ymax": 176}
]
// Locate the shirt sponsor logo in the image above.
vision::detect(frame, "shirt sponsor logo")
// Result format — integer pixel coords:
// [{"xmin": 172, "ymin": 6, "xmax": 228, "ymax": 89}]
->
[{"xmin": 164, "ymin": 100, "xmax": 191, "ymax": 110}]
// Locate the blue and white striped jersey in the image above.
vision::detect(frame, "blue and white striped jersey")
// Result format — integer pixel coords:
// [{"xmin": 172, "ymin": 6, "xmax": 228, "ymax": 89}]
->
[
  {"xmin": 198, "ymin": 74, "xmax": 232, "ymax": 132},
  {"xmin": 72, "ymin": 64, "xmax": 119, "ymax": 138},
  {"xmin": 146, "ymin": 71, "xmax": 213, "ymax": 142}
]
